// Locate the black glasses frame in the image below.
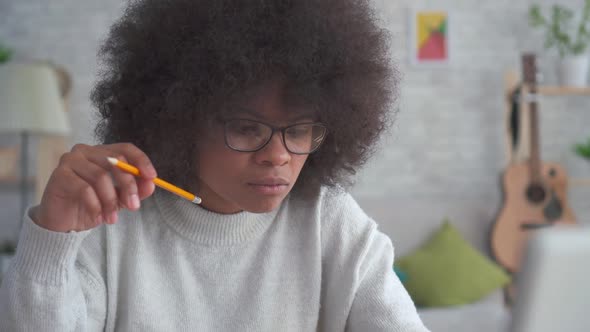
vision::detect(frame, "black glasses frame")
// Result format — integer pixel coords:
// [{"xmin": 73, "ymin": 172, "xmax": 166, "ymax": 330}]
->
[{"xmin": 223, "ymin": 118, "xmax": 328, "ymax": 155}]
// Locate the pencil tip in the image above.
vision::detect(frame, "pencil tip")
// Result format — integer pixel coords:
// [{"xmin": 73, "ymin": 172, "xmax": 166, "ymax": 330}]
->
[{"xmin": 106, "ymin": 157, "xmax": 118, "ymax": 165}]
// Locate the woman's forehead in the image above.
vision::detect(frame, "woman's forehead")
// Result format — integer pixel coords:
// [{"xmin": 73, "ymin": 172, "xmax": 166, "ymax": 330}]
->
[
  {"xmin": 218, "ymin": 78, "xmax": 318, "ymax": 122},
  {"xmin": 231, "ymin": 106, "xmax": 315, "ymax": 122}
]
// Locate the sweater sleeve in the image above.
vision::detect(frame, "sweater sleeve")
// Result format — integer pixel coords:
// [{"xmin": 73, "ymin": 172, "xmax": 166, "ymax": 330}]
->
[
  {"xmin": 317, "ymin": 189, "xmax": 429, "ymax": 332},
  {"xmin": 345, "ymin": 226, "xmax": 430, "ymax": 332},
  {"xmin": 0, "ymin": 208, "xmax": 107, "ymax": 331}
]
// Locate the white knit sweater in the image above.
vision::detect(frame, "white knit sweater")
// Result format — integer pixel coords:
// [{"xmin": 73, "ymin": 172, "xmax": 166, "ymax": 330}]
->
[{"xmin": 0, "ymin": 187, "xmax": 429, "ymax": 331}]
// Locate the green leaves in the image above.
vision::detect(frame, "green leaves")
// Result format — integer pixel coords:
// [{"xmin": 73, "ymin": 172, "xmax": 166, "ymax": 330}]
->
[
  {"xmin": 529, "ymin": 0, "xmax": 590, "ymax": 57},
  {"xmin": 529, "ymin": 5, "xmax": 546, "ymax": 27},
  {"xmin": 0, "ymin": 42, "xmax": 13, "ymax": 64},
  {"xmin": 574, "ymin": 137, "xmax": 590, "ymax": 160}
]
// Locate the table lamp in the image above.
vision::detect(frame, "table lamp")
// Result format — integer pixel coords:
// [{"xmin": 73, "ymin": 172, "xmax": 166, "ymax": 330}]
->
[{"xmin": 0, "ymin": 62, "xmax": 71, "ymax": 228}]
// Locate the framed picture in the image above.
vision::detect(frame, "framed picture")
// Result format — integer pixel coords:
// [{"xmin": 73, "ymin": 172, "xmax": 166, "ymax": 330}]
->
[{"xmin": 408, "ymin": 8, "xmax": 451, "ymax": 67}]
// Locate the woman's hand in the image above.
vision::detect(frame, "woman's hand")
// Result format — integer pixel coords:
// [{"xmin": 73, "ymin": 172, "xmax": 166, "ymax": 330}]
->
[{"xmin": 32, "ymin": 143, "xmax": 157, "ymax": 233}]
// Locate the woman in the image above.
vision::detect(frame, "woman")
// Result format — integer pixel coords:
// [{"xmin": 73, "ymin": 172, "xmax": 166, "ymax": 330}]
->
[{"xmin": 0, "ymin": 0, "xmax": 429, "ymax": 331}]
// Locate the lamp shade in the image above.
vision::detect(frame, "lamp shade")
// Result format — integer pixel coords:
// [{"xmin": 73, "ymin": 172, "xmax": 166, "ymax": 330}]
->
[{"xmin": 0, "ymin": 63, "xmax": 70, "ymax": 135}]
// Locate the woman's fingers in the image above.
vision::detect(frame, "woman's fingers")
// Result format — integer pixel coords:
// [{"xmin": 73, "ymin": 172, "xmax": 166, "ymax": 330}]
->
[
  {"xmin": 70, "ymin": 143, "xmax": 157, "ymax": 212},
  {"xmin": 63, "ymin": 151, "xmax": 122, "ymax": 223},
  {"xmin": 136, "ymin": 177, "xmax": 156, "ymax": 200},
  {"xmin": 107, "ymin": 143, "xmax": 157, "ymax": 179},
  {"xmin": 35, "ymin": 142, "xmax": 157, "ymax": 233},
  {"xmin": 108, "ymin": 155, "xmax": 141, "ymax": 211}
]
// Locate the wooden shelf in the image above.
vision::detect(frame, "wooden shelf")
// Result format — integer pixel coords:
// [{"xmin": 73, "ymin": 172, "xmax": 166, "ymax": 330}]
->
[
  {"xmin": 570, "ymin": 178, "xmax": 590, "ymax": 187},
  {"xmin": 537, "ymin": 86, "xmax": 590, "ymax": 96}
]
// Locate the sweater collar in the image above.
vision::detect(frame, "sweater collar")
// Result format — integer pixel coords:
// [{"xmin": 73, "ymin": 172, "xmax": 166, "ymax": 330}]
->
[{"xmin": 153, "ymin": 191, "xmax": 279, "ymax": 246}]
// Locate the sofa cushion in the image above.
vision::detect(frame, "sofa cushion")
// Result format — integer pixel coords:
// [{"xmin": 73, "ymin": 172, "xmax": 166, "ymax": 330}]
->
[
  {"xmin": 395, "ymin": 220, "xmax": 510, "ymax": 307},
  {"xmin": 418, "ymin": 289, "xmax": 511, "ymax": 332}
]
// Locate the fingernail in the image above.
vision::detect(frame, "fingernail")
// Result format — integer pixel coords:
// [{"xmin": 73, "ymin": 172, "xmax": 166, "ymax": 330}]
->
[
  {"xmin": 129, "ymin": 194, "xmax": 140, "ymax": 210},
  {"xmin": 109, "ymin": 211, "xmax": 118, "ymax": 224}
]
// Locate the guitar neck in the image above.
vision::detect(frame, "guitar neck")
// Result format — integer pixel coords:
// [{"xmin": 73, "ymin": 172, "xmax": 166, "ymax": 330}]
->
[
  {"xmin": 528, "ymin": 88, "xmax": 542, "ymax": 183},
  {"xmin": 521, "ymin": 53, "xmax": 543, "ymax": 184}
]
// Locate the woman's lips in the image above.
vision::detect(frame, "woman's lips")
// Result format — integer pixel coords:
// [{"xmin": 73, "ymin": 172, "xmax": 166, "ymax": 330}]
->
[{"xmin": 247, "ymin": 183, "xmax": 289, "ymax": 195}]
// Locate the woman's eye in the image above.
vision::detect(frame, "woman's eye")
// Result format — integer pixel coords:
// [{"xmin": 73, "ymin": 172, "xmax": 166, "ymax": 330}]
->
[
  {"xmin": 287, "ymin": 127, "xmax": 309, "ymax": 137},
  {"xmin": 238, "ymin": 125, "xmax": 261, "ymax": 135}
]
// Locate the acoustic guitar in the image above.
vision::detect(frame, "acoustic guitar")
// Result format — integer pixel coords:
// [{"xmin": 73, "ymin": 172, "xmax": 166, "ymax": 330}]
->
[{"xmin": 491, "ymin": 53, "xmax": 576, "ymax": 274}]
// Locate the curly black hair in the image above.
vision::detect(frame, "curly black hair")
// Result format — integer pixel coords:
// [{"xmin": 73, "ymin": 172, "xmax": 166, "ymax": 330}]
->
[{"xmin": 92, "ymin": 0, "xmax": 399, "ymax": 194}]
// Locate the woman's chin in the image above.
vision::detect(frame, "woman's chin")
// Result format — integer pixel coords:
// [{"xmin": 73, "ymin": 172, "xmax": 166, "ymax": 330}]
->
[{"xmin": 243, "ymin": 197, "xmax": 284, "ymax": 213}]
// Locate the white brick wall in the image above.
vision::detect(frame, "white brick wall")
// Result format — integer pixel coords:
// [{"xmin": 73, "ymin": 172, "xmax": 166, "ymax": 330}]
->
[
  {"xmin": 1, "ymin": 0, "xmax": 589, "ymax": 255},
  {"xmin": 354, "ymin": 0, "xmax": 590, "ymax": 254}
]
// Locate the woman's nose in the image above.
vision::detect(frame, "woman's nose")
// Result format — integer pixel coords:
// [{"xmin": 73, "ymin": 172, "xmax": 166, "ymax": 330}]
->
[{"xmin": 255, "ymin": 131, "xmax": 291, "ymax": 166}]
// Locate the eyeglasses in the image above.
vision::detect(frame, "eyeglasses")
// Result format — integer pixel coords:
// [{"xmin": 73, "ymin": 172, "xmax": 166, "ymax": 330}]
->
[{"xmin": 223, "ymin": 118, "xmax": 328, "ymax": 154}]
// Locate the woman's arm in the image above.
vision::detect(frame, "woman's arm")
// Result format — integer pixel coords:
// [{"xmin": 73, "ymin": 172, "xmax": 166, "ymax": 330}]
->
[
  {"xmin": 317, "ymin": 190, "xmax": 429, "ymax": 331},
  {"xmin": 345, "ymin": 228, "xmax": 430, "ymax": 332},
  {"xmin": 0, "ymin": 209, "xmax": 107, "ymax": 331}
]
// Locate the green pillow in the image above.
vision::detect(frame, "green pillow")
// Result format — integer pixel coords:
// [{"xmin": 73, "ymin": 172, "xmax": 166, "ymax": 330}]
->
[{"xmin": 395, "ymin": 220, "xmax": 510, "ymax": 307}]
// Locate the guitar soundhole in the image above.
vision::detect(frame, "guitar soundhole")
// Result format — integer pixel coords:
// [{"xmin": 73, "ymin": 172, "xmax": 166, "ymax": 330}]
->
[{"xmin": 526, "ymin": 184, "xmax": 546, "ymax": 204}]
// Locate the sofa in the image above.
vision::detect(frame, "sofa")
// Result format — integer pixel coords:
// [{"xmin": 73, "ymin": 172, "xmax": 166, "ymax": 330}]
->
[
  {"xmin": 419, "ymin": 289, "xmax": 511, "ymax": 331},
  {"xmin": 355, "ymin": 194, "xmax": 514, "ymax": 332}
]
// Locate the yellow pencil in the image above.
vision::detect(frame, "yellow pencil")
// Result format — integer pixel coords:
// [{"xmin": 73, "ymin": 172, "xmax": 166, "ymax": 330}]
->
[{"xmin": 107, "ymin": 157, "xmax": 202, "ymax": 204}]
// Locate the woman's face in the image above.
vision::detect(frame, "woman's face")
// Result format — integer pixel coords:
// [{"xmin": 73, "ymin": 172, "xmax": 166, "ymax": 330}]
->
[{"xmin": 196, "ymin": 81, "xmax": 313, "ymax": 214}]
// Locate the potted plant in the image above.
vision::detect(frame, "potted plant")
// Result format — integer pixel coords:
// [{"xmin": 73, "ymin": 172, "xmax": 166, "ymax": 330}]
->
[{"xmin": 529, "ymin": 1, "xmax": 590, "ymax": 87}]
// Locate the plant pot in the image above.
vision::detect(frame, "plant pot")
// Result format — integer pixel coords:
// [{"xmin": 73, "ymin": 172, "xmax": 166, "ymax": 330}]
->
[{"xmin": 556, "ymin": 54, "xmax": 589, "ymax": 87}]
